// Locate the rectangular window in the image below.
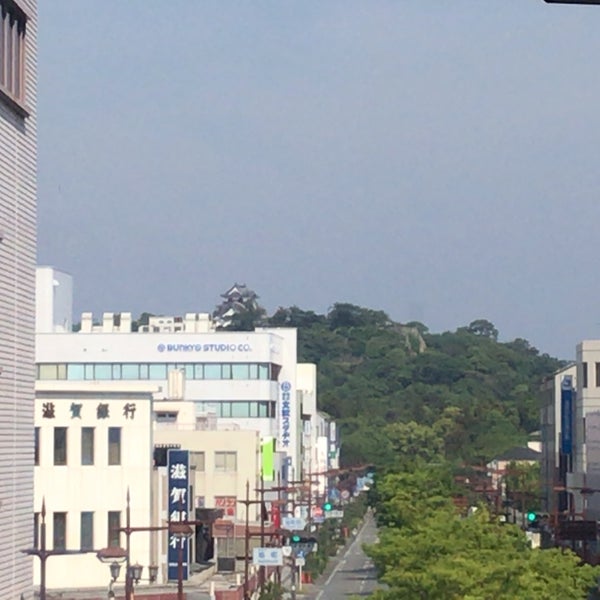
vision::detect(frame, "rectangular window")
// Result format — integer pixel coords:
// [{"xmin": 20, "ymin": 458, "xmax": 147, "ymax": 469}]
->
[
  {"xmin": 0, "ymin": 1, "xmax": 28, "ymax": 109},
  {"xmin": 258, "ymin": 364, "xmax": 269, "ymax": 380},
  {"xmin": 194, "ymin": 364, "xmax": 204, "ymax": 379},
  {"xmin": 184, "ymin": 364, "xmax": 194, "ymax": 379},
  {"xmin": 249, "ymin": 402, "xmax": 258, "ymax": 418},
  {"xmin": 67, "ymin": 363, "xmax": 85, "ymax": 380},
  {"xmin": 232, "ymin": 364, "xmax": 249, "ymax": 380},
  {"xmin": 231, "ymin": 402, "xmax": 250, "ymax": 418},
  {"xmin": 121, "ymin": 364, "xmax": 139, "ymax": 380},
  {"xmin": 34, "ymin": 427, "xmax": 39, "ymax": 465},
  {"xmin": 57, "ymin": 364, "xmax": 67, "ymax": 379},
  {"xmin": 583, "ymin": 362, "xmax": 588, "ymax": 388},
  {"xmin": 108, "ymin": 427, "xmax": 121, "ymax": 465},
  {"xmin": 81, "ymin": 427, "xmax": 94, "ymax": 465},
  {"xmin": 53, "ymin": 512, "xmax": 67, "ymax": 550},
  {"xmin": 112, "ymin": 364, "xmax": 122, "ymax": 379},
  {"xmin": 38, "ymin": 364, "xmax": 58, "ymax": 380},
  {"xmin": 84, "ymin": 364, "xmax": 94, "ymax": 380},
  {"xmin": 139, "ymin": 364, "xmax": 149, "ymax": 379},
  {"xmin": 220, "ymin": 402, "xmax": 231, "ymax": 418},
  {"xmin": 249, "ymin": 364, "xmax": 258, "ymax": 379},
  {"xmin": 204, "ymin": 364, "xmax": 221, "ymax": 379},
  {"xmin": 191, "ymin": 451, "xmax": 205, "ymax": 472},
  {"xmin": 258, "ymin": 402, "xmax": 269, "ymax": 418},
  {"xmin": 107, "ymin": 511, "xmax": 120, "ymax": 547},
  {"xmin": 54, "ymin": 427, "xmax": 67, "ymax": 466},
  {"xmin": 149, "ymin": 364, "xmax": 166, "ymax": 379},
  {"xmin": 34, "ymin": 512, "xmax": 39, "ymax": 549},
  {"xmin": 215, "ymin": 451, "xmax": 237, "ymax": 472},
  {"xmin": 95, "ymin": 364, "xmax": 112, "ymax": 380},
  {"xmin": 80, "ymin": 512, "xmax": 94, "ymax": 550},
  {"xmin": 221, "ymin": 364, "xmax": 232, "ymax": 379}
]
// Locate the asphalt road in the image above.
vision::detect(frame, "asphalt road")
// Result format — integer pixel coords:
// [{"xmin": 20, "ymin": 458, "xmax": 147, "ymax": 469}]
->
[{"xmin": 305, "ymin": 510, "xmax": 380, "ymax": 599}]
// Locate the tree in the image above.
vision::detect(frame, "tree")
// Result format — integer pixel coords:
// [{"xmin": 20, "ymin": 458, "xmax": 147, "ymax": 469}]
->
[{"xmin": 467, "ymin": 319, "xmax": 499, "ymax": 341}]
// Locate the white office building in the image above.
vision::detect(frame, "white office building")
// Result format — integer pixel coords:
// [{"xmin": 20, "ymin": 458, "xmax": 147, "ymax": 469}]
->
[{"xmin": 0, "ymin": 2, "xmax": 38, "ymax": 598}]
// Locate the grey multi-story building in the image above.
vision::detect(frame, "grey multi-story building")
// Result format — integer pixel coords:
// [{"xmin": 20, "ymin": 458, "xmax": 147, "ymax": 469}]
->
[{"xmin": 0, "ymin": 1, "xmax": 37, "ymax": 598}]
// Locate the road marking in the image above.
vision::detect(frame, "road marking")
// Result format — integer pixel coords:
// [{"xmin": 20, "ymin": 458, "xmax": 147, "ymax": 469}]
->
[{"xmin": 316, "ymin": 518, "xmax": 370, "ymax": 600}]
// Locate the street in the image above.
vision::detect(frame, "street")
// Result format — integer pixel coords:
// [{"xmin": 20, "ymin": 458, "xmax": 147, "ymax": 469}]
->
[{"xmin": 303, "ymin": 511, "xmax": 379, "ymax": 599}]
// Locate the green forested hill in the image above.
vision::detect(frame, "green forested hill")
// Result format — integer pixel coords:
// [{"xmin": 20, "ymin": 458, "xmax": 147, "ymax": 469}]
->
[{"xmin": 268, "ymin": 304, "xmax": 563, "ymax": 468}]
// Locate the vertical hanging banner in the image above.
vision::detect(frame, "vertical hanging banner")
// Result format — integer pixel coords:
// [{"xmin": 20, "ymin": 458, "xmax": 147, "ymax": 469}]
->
[
  {"xmin": 561, "ymin": 375, "xmax": 574, "ymax": 455},
  {"xmin": 167, "ymin": 449, "xmax": 190, "ymax": 581}
]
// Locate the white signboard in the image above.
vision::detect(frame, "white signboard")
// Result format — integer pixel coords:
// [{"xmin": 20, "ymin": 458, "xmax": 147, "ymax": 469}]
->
[
  {"xmin": 282, "ymin": 517, "xmax": 306, "ymax": 531},
  {"xmin": 253, "ymin": 547, "xmax": 284, "ymax": 566},
  {"xmin": 325, "ymin": 510, "xmax": 344, "ymax": 519},
  {"xmin": 295, "ymin": 557, "xmax": 306, "ymax": 567}
]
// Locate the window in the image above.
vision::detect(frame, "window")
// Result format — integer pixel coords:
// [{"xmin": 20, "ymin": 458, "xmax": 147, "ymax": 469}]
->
[
  {"xmin": 53, "ymin": 512, "xmax": 67, "ymax": 550},
  {"xmin": 38, "ymin": 364, "xmax": 58, "ymax": 380},
  {"xmin": 33, "ymin": 512, "xmax": 39, "ymax": 549},
  {"xmin": 108, "ymin": 428, "xmax": 121, "ymax": 465},
  {"xmin": 67, "ymin": 363, "xmax": 84, "ymax": 380},
  {"xmin": 95, "ymin": 364, "xmax": 112, "ymax": 380},
  {"xmin": 204, "ymin": 364, "xmax": 221, "ymax": 379},
  {"xmin": 156, "ymin": 411, "xmax": 178, "ymax": 423},
  {"xmin": 149, "ymin": 364, "xmax": 166, "ymax": 379},
  {"xmin": 596, "ymin": 363, "xmax": 600, "ymax": 388},
  {"xmin": 121, "ymin": 364, "xmax": 139, "ymax": 379},
  {"xmin": 190, "ymin": 451, "xmax": 205, "ymax": 472},
  {"xmin": 258, "ymin": 364, "xmax": 269, "ymax": 380},
  {"xmin": 81, "ymin": 427, "xmax": 94, "ymax": 465},
  {"xmin": 54, "ymin": 427, "xmax": 67, "ymax": 465},
  {"xmin": 231, "ymin": 402, "xmax": 250, "ymax": 418},
  {"xmin": 80, "ymin": 512, "xmax": 94, "ymax": 550},
  {"xmin": 84, "ymin": 364, "xmax": 94, "ymax": 380},
  {"xmin": 34, "ymin": 427, "xmax": 39, "ymax": 465},
  {"xmin": 112, "ymin": 364, "xmax": 122, "ymax": 380},
  {"xmin": 107, "ymin": 511, "xmax": 120, "ymax": 547},
  {"xmin": 215, "ymin": 451, "xmax": 237, "ymax": 472},
  {"xmin": 583, "ymin": 362, "xmax": 588, "ymax": 388},
  {"xmin": 232, "ymin": 364, "xmax": 249, "ymax": 380},
  {"xmin": 194, "ymin": 364, "xmax": 204, "ymax": 379}
]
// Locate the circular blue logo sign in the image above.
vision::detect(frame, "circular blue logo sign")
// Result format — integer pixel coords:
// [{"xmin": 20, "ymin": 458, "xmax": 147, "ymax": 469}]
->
[
  {"xmin": 157, "ymin": 344, "xmax": 166, "ymax": 353},
  {"xmin": 281, "ymin": 381, "xmax": 291, "ymax": 392}
]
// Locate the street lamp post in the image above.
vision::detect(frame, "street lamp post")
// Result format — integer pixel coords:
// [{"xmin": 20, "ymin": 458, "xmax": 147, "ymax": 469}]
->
[
  {"xmin": 21, "ymin": 498, "xmax": 97, "ymax": 600},
  {"xmin": 97, "ymin": 489, "xmax": 167, "ymax": 600}
]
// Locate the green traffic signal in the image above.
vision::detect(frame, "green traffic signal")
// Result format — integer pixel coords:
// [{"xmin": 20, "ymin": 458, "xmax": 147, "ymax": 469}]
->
[
  {"xmin": 291, "ymin": 534, "xmax": 301, "ymax": 543},
  {"xmin": 527, "ymin": 512, "xmax": 536, "ymax": 522},
  {"xmin": 323, "ymin": 502, "xmax": 333, "ymax": 512}
]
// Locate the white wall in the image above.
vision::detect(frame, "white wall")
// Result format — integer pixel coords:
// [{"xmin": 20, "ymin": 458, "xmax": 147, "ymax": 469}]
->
[
  {"xmin": 34, "ymin": 387, "xmax": 155, "ymax": 589},
  {"xmin": 0, "ymin": 2, "xmax": 38, "ymax": 598}
]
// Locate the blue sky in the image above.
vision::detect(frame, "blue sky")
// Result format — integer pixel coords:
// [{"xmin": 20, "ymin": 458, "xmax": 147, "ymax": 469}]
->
[{"xmin": 37, "ymin": 1, "xmax": 600, "ymax": 358}]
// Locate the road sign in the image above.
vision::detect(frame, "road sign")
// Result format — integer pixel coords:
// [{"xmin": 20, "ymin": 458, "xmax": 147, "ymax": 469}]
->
[
  {"xmin": 282, "ymin": 517, "xmax": 306, "ymax": 531},
  {"xmin": 282, "ymin": 545, "xmax": 292, "ymax": 557},
  {"xmin": 341, "ymin": 490, "xmax": 350, "ymax": 500},
  {"xmin": 296, "ymin": 556, "xmax": 306, "ymax": 567},
  {"xmin": 325, "ymin": 510, "xmax": 344, "ymax": 519},
  {"xmin": 313, "ymin": 516, "xmax": 325, "ymax": 524},
  {"xmin": 253, "ymin": 547, "xmax": 284, "ymax": 566}
]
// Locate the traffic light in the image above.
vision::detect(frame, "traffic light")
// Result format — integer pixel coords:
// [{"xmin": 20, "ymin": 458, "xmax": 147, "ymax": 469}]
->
[
  {"xmin": 527, "ymin": 512, "xmax": 537, "ymax": 522},
  {"xmin": 291, "ymin": 534, "xmax": 301, "ymax": 543},
  {"xmin": 323, "ymin": 501, "xmax": 333, "ymax": 512}
]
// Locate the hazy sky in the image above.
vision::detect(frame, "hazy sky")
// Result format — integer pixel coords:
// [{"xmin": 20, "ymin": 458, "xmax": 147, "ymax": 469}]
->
[{"xmin": 37, "ymin": 1, "xmax": 600, "ymax": 359}]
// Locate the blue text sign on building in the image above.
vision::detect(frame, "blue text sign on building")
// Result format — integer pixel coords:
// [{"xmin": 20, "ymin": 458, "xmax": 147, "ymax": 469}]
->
[
  {"xmin": 280, "ymin": 381, "xmax": 292, "ymax": 448},
  {"xmin": 167, "ymin": 449, "xmax": 190, "ymax": 581},
  {"xmin": 561, "ymin": 375, "xmax": 574, "ymax": 455}
]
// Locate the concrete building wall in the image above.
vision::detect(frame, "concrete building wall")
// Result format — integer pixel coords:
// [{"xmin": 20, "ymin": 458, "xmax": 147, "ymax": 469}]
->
[
  {"xmin": 35, "ymin": 266, "xmax": 73, "ymax": 333},
  {"xmin": 34, "ymin": 383, "xmax": 156, "ymax": 589},
  {"xmin": 0, "ymin": 2, "xmax": 37, "ymax": 597}
]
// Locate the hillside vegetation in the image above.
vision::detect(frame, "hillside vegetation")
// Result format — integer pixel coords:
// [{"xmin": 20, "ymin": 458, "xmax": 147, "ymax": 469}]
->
[{"xmin": 268, "ymin": 303, "xmax": 563, "ymax": 467}]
